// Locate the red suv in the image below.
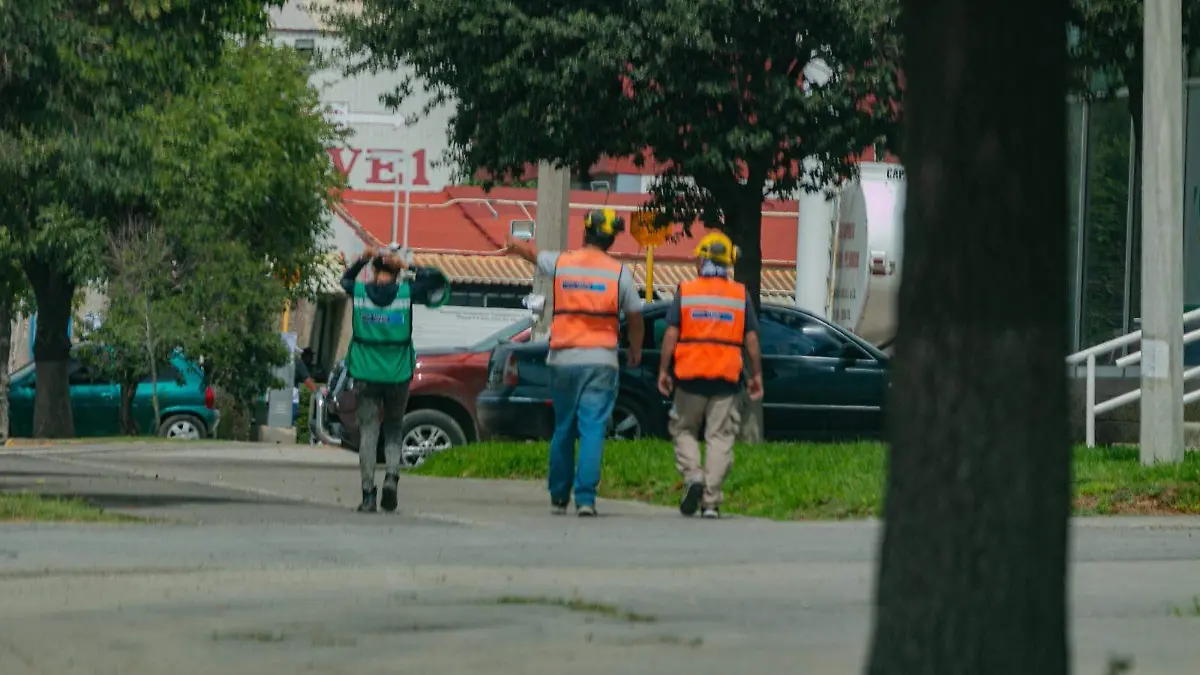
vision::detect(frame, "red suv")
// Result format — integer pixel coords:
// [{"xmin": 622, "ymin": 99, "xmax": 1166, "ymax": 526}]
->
[{"xmin": 311, "ymin": 317, "xmax": 533, "ymax": 466}]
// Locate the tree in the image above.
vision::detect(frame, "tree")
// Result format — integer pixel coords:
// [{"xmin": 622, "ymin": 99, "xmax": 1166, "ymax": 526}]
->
[
  {"xmin": 333, "ymin": 0, "xmax": 901, "ymax": 306},
  {"xmin": 138, "ymin": 41, "xmax": 345, "ymax": 425},
  {"xmin": 0, "ymin": 228, "xmax": 32, "ymax": 443},
  {"xmin": 866, "ymin": 0, "xmax": 1071, "ymax": 673},
  {"xmin": 0, "ymin": 0, "xmax": 283, "ymax": 437},
  {"xmin": 79, "ymin": 217, "xmax": 188, "ymax": 435},
  {"xmin": 1069, "ymin": 0, "xmax": 1200, "ymax": 149}
]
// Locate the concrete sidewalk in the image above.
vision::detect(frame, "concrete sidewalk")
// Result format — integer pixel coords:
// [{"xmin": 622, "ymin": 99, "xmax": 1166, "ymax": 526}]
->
[
  {"xmin": 9, "ymin": 442, "xmax": 673, "ymax": 526},
  {"xmin": 3, "ymin": 441, "xmax": 1200, "ymax": 674}
]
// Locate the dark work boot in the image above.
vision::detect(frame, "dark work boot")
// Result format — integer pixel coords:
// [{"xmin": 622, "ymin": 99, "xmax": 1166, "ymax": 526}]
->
[
  {"xmin": 381, "ymin": 474, "xmax": 399, "ymax": 513},
  {"xmin": 357, "ymin": 488, "xmax": 378, "ymax": 513},
  {"xmin": 680, "ymin": 482, "xmax": 703, "ymax": 517}
]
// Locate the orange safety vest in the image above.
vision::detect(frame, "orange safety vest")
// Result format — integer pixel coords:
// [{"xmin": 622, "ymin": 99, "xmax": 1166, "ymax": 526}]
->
[
  {"xmin": 549, "ymin": 249, "xmax": 623, "ymax": 350},
  {"xmin": 674, "ymin": 277, "xmax": 746, "ymax": 382}
]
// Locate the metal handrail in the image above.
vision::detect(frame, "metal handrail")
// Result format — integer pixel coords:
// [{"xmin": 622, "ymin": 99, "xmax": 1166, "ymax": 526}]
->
[
  {"xmin": 1115, "ymin": 326, "xmax": 1200, "ymax": 366},
  {"xmin": 1073, "ymin": 307, "xmax": 1200, "ymax": 447},
  {"xmin": 1067, "ymin": 307, "xmax": 1200, "ymax": 365}
]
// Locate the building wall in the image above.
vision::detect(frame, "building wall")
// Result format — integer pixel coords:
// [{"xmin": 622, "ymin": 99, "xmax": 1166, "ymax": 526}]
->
[
  {"xmin": 271, "ymin": 29, "xmax": 459, "ymax": 195},
  {"xmin": 6, "ymin": 287, "xmax": 108, "ymax": 373}
]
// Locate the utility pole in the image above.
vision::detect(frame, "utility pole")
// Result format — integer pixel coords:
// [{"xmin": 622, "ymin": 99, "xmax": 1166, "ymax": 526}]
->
[
  {"xmin": 533, "ymin": 161, "xmax": 571, "ymax": 339},
  {"xmin": 1139, "ymin": 0, "xmax": 1185, "ymax": 464}
]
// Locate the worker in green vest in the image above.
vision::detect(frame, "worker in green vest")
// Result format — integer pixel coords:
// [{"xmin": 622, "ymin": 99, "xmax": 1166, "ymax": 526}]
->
[{"xmin": 341, "ymin": 245, "xmax": 451, "ymax": 513}]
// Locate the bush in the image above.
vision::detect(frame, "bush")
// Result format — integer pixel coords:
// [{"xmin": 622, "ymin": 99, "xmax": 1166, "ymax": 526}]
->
[{"xmin": 296, "ymin": 387, "xmax": 312, "ymax": 444}]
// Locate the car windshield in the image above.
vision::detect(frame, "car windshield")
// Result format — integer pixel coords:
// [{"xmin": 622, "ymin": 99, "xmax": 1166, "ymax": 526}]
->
[{"xmin": 466, "ymin": 317, "xmax": 535, "ymax": 352}]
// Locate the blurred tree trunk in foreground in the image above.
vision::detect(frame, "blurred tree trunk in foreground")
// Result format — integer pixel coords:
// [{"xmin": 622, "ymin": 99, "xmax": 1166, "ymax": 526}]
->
[{"xmin": 866, "ymin": 0, "xmax": 1072, "ymax": 673}]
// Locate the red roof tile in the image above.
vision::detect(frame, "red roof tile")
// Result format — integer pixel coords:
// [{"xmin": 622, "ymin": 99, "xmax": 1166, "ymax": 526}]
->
[
  {"xmin": 410, "ymin": 253, "xmax": 797, "ymax": 297},
  {"xmin": 339, "ymin": 187, "xmax": 799, "ymax": 264}
]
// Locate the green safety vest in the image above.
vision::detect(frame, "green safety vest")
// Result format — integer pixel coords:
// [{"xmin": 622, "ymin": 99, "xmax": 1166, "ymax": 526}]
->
[{"xmin": 347, "ymin": 281, "xmax": 414, "ymax": 384}]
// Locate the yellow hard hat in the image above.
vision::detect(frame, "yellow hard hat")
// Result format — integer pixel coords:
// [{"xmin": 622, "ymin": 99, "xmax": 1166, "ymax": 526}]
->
[
  {"xmin": 583, "ymin": 208, "xmax": 625, "ymax": 236},
  {"xmin": 694, "ymin": 232, "xmax": 738, "ymax": 266}
]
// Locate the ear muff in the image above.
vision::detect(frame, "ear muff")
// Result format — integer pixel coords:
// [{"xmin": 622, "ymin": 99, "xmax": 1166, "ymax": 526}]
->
[{"xmin": 584, "ymin": 208, "xmax": 622, "ymax": 236}]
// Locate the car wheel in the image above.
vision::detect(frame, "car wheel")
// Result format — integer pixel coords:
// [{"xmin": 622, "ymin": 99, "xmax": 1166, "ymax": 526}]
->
[
  {"xmin": 369, "ymin": 409, "xmax": 468, "ymax": 467},
  {"xmin": 608, "ymin": 398, "xmax": 649, "ymax": 441},
  {"xmin": 158, "ymin": 414, "xmax": 205, "ymax": 440}
]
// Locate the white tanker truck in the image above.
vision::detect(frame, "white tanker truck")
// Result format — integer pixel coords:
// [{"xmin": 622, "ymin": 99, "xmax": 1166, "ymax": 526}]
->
[{"xmin": 794, "ymin": 161, "xmax": 906, "ymax": 350}]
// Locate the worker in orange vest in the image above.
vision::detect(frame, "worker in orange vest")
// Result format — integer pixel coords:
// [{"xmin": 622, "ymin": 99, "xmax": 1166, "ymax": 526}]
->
[
  {"xmin": 657, "ymin": 232, "xmax": 763, "ymax": 519},
  {"xmin": 506, "ymin": 208, "xmax": 644, "ymax": 517}
]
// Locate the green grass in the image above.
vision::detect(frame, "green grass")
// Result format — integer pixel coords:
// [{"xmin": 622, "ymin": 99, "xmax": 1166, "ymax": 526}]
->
[
  {"xmin": 413, "ymin": 441, "xmax": 1200, "ymax": 520},
  {"xmin": 0, "ymin": 492, "xmax": 140, "ymax": 523},
  {"xmin": 1073, "ymin": 445, "xmax": 1200, "ymax": 515}
]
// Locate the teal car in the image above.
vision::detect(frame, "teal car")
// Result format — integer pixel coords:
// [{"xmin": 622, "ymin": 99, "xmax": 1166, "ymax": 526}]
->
[{"xmin": 6, "ymin": 351, "xmax": 220, "ymax": 439}]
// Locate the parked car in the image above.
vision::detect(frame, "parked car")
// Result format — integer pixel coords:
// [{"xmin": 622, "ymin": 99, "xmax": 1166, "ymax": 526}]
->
[
  {"xmin": 311, "ymin": 317, "xmax": 535, "ymax": 465},
  {"xmin": 6, "ymin": 351, "xmax": 219, "ymax": 439},
  {"xmin": 477, "ymin": 302, "xmax": 889, "ymax": 442}
]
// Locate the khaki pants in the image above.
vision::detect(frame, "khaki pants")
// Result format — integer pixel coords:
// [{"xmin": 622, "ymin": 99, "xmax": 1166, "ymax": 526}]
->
[{"xmin": 668, "ymin": 389, "xmax": 741, "ymax": 508}]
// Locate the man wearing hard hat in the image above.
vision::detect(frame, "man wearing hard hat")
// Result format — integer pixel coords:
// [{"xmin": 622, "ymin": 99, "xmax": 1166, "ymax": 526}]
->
[
  {"xmin": 656, "ymin": 232, "xmax": 763, "ymax": 519},
  {"xmin": 506, "ymin": 208, "xmax": 644, "ymax": 517}
]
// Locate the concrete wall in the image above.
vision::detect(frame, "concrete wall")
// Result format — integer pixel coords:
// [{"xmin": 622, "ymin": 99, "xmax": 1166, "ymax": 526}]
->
[{"xmin": 7, "ymin": 288, "xmax": 107, "ymax": 373}]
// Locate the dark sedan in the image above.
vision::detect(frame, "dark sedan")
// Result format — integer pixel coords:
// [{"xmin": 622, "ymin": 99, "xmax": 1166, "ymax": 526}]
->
[{"xmin": 477, "ymin": 302, "xmax": 889, "ymax": 442}]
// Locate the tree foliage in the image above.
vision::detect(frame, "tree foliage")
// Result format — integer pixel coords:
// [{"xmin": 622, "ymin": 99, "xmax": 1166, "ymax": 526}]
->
[
  {"xmin": 334, "ymin": 0, "xmax": 902, "ymax": 304},
  {"xmin": 1, "ymin": 1, "xmax": 343, "ymax": 437},
  {"xmin": 79, "ymin": 217, "xmax": 187, "ymax": 435}
]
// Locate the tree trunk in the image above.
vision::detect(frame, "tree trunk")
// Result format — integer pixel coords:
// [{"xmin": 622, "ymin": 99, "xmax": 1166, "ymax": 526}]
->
[
  {"xmin": 144, "ymin": 292, "xmax": 161, "ymax": 425},
  {"xmin": 867, "ymin": 0, "xmax": 1070, "ymax": 674},
  {"xmin": 118, "ymin": 382, "xmax": 139, "ymax": 436},
  {"xmin": 23, "ymin": 258, "xmax": 77, "ymax": 438},
  {"xmin": 0, "ymin": 296, "xmax": 12, "ymax": 443},
  {"xmin": 730, "ymin": 199, "xmax": 764, "ymax": 312},
  {"xmin": 728, "ymin": 196, "xmax": 765, "ymax": 442}
]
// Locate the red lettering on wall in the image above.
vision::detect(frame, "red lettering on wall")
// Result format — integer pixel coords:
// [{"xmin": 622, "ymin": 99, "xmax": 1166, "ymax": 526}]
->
[
  {"xmin": 412, "ymin": 148, "xmax": 430, "ymax": 186},
  {"xmin": 325, "ymin": 147, "xmax": 433, "ymax": 187},
  {"xmin": 839, "ymin": 251, "xmax": 860, "ymax": 269},
  {"xmin": 327, "ymin": 147, "xmax": 362, "ymax": 176},
  {"xmin": 367, "ymin": 157, "xmax": 398, "ymax": 184},
  {"xmin": 838, "ymin": 221, "xmax": 855, "ymax": 239}
]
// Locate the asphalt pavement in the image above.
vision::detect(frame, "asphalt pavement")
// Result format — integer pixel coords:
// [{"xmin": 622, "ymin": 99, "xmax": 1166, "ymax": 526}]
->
[{"xmin": 1, "ymin": 441, "xmax": 1199, "ymax": 675}]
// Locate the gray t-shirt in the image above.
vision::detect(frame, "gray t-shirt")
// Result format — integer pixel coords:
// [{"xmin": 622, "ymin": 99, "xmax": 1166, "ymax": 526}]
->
[{"xmin": 537, "ymin": 251, "xmax": 644, "ymax": 369}]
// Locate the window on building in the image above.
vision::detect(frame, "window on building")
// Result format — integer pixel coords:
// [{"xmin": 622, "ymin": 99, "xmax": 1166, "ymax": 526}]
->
[
  {"xmin": 1067, "ymin": 99, "xmax": 1086, "ymax": 349},
  {"xmin": 1080, "ymin": 97, "xmax": 1134, "ymax": 350}
]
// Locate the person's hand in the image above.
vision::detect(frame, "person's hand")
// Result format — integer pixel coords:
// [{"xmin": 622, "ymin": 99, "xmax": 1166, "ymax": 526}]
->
[
  {"xmin": 626, "ymin": 348, "xmax": 642, "ymax": 368},
  {"xmin": 657, "ymin": 370, "xmax": 673, "ymax": 397},
  {"xmin": 747, "ymin": 373, "xmax": 764, "ymax": 401},
  {"xmin": 384, "ymin": 254, "xmax": 408, "ymax": 270},
  {"xmin": 358, "ymin": 249, "xmax": 374, "ymax": 263}
]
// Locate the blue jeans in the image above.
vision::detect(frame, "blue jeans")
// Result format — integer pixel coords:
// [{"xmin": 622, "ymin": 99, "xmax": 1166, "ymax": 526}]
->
[{"xmin": 548, "ymin": 365, "xmax": 618, "ymax": 507}]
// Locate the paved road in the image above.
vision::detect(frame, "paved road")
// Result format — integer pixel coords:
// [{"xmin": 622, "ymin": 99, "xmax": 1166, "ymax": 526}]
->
[{"xmin": 1, "ymin": 442, "xmax": 1199, "ymax": 675}]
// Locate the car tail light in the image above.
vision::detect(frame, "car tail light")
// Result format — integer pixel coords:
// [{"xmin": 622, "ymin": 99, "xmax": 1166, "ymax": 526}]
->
[
  {"xmin": 502, "ymin": 353, "xmax": 519, "ymax": 386},
  {"xmin": 204, "ymin": 386, "xmax": 215, "ymax": 410}
]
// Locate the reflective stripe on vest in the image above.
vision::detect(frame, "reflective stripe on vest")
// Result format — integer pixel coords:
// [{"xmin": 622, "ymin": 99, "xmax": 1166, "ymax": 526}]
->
[
  {"xmin": 347, "ymin": 282, "xmax": 415, "ymax": 383},
  {"xmin": 550, "ymin": 250, "xmax": 622, "ymax": 350},
  {"xmin": 674, "ymin": 277, "xmax": 746, "ymax": 383}
]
